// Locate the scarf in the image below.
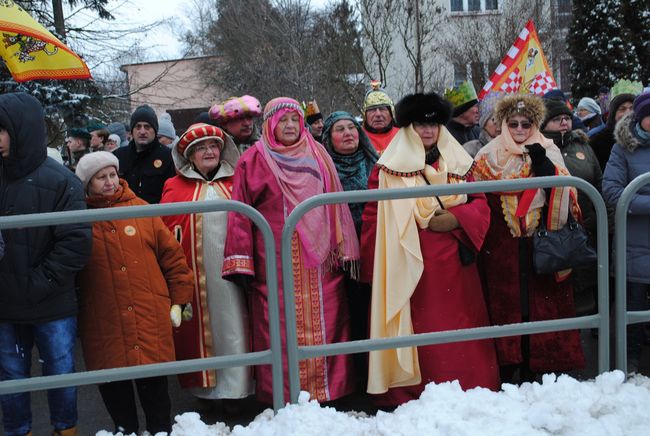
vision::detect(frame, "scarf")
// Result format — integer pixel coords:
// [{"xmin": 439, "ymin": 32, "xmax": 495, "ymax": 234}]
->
[
  {"xmin": 255, "ymin": 97, "xmax": 359, "ymax": 271},
  {"xmin": 474, "ymin": 120, "xmax": 577, "ymax": 282},
  {"xmin": 367, "ymin": 125, "xmax": 475, "ymax": 394},
  {"xmin": 322, "ymin": 111, "xmax": 379, "ymax": 229}
]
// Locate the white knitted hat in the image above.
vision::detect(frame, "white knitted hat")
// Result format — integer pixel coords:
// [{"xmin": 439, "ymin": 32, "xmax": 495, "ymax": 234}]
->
[{"xmin": 75, "ymin": 151, "xmax": 120, "ymax": 191}]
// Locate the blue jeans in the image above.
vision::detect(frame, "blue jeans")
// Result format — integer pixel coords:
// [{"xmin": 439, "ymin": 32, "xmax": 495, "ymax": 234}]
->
[{"xmin": 0, "ymin": 317, "xmax": 77, "ymax": 436}]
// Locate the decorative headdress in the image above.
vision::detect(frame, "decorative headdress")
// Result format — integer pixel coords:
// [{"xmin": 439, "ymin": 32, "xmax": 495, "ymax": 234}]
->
[
  {"xmin": 176, "ymin": 123, "xmax": 225, "ymax": 157},
  {"xmin": 362, "ymin": 80, "xmax": 395, "ymax": 119},
  {"xmin": 443, "ymin": 81, "xmax": 479, "ymax": 117},
  {"xmin": 209, "ymin": 95, "xmax": 262, "ymax": 124},
  {"xmin": 304, "ymin": 100, "xmax": 323, "ymax": 124}
]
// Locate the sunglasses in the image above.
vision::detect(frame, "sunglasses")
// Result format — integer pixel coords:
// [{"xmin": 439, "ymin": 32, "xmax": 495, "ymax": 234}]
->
[{"xmin": 507, "ymin": 121, "xmax": 532, "ymax": 129}]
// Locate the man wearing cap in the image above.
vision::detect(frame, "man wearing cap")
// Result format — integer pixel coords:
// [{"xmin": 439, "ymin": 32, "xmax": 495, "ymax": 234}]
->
[
  {"xmin": 209, "ymin": 95, "xmax": 262, "ymax": 153},
  {"xmin": 361, "ymin": 82, "xmax": 399, "ymax": 154},
  {"xmin": 576, "ymin": 97, "xmax": 604, "ymax": 132},
  {"xmin": 305, "ymin": 100, "xmax": 324, "ymax": 142},
  {"xmin": 444, "ymin": 81, "xmax": 481, "ymax": 145},
  {"xmin": 113, "ymin": 105, "xmax": 175, "ymax": 204},
  {"xmin": 64, "ymin": 127, "xmax": 91, "ymax": 171},
  {"xmin": 157, "ymin": 113, "xmax": 178, "ymax": 148}
]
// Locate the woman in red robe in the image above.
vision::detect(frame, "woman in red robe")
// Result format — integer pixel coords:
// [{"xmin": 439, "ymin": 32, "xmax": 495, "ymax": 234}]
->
[
  {"xmin": 222, "ymin": 97, "xmax": 359, "ymax": 404},
  {"xmin": 360, "ymin": 92, "xmax": 500, "ymax": 408}
]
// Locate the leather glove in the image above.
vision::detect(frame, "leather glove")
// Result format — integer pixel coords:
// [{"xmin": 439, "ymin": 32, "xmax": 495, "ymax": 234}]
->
[
  {"xmin": 525, "ymin": 143, "xmax": 546, "ymax": 164},
  {"xmin": 170, "ymin": 305, "xmax": 182, "ymax": 328},
  {"xmin": 170, "ymin": 304, "xmax": 193, "ymax": 327},
  {"xmin": 428, "ymin": 209, "xmax": 459, "ymax": 232}
]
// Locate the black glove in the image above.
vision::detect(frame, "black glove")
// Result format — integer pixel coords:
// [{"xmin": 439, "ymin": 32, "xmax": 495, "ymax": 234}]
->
[{"xmin": 526, "ymin": 143, "xmax": 555, "ymax": 177}]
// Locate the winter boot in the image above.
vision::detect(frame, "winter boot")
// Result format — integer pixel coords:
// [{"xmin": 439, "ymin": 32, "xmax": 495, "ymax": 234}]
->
[{"xmin": 52, "ymin": 426, "xmax": 77, "ymax": 436}]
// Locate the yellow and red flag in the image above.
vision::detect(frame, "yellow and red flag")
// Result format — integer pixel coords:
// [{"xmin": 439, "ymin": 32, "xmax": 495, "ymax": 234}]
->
[
  {"xmin": 0, "ymin": 0, "xmax": 91, "ymax": 82},
  {"xmin": 479, "ymin": 20, "xmax": 556, "ymax": 99}
]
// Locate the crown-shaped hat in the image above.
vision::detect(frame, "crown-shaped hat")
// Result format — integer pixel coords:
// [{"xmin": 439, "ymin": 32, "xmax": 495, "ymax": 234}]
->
[
  {"xmin": 611, "ymin": 79, "xmax": 645, "ymax": 99},
  {"xmin": 303, "ymin": 100, "xmax": 323, "ymax": 124},
  {"xmin": 362, "ymin": 80, "xmax": 395, "ymax": 119},
  {"xmin": 443, "ymin": 81, "xmax": 479, "ymax": 109}
]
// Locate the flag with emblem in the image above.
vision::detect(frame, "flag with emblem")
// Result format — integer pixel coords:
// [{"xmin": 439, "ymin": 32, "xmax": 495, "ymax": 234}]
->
[
  {"xmin": 0, "ymin": 0, "xmax": 91, "ymax": 82},
  {"xmin": 479, "ymin": 20, "xmax": 557, "ymax": 99}
]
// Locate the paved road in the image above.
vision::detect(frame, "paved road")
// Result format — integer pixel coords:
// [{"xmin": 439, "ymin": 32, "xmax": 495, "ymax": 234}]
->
[{"xmin": 4, "ymin": 328, "xmax": 648, "ymax": 435}]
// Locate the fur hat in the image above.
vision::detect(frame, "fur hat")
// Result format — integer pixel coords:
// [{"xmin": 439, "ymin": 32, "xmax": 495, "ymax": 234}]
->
[
  {"xmin": 541, "ymin": 99, "xmax": 573, "ymax": 130},
  {"xmin": 394, "ymin": 92, "xmax": 452, "ymax": 128},
  {"xmin": 130, "ymin": 105, "xmax": 158, "ymax": 134},
  {"xmin": 177, "ymin": 123, "xmax": 225, "ymax": 158},
  {"xmin": 494, "ymin": 94, "xmax": 546, "ymax": 127},
  {"xmin": 157, "ymin": 113, "xmax": 176, "ymax": 139},
  {"xmin": 75, "ymin": 151, "xmax": 119, "ymax": 191},
  {"xmin": 633, "ymin": 92, "xmax": 650, "ymax": 122}
]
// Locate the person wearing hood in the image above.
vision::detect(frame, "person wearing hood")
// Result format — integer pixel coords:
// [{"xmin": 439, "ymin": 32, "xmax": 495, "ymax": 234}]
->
[
  {"xmin": 360, "ymin": 92, "xmax": 499, "ymax": 407},
  {"xmin": 576, "ymin": 97, "xmax": 604, "ymax": 132},
  {"xmin": 113, "ymin": 105, "xmax": 176, "ymax": 204},
  {"xmin": 474, "ymin": 94, "xmax": 585, "ymax": 385},
  {"xmin": 0, "ymin": 92, "xmax": 93, "ymax": 436},
  {"xmin": 541, "ymin": 99, "xmax": 602, "ymax": 316},
  {"xmin": 602, "ymin": 92, "xmax": 650, "ymax": 374},
  {"xmin": 75, "ymin": 152, "xmax": 193, "ymax": 435},
  {"xmin": 589, "ymin": 92, "xmax": 637, "ymax": 170},
  {"xmin": 160, "ymin": 123, "xmax": 254, "ymax": 410}
]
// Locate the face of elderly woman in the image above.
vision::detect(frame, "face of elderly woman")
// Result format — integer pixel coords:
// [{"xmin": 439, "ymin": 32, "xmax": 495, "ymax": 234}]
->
[
  {"xmin": 274, "ymin": 111, "xmax": 301, "ymax": 146},
  {"xmin": 189, "ymin": 138, "xmax": 222, "ymax": 176},
  {"xmin": 412, "ymin": 122, "xmax": 439, "ymax": 151},
  {"xmin": 506, "ymin": 115, "xmax": 534, "ymax": 144},
  {"xmin": 88, "ymin": 166, "xmax": 119, "ymax": 197},
  {"xmin": 330, "ymin": 120, "xmax": 359, "ymax": 155}
]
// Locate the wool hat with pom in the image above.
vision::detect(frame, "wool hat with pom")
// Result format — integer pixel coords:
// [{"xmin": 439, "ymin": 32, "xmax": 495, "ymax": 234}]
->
[
  {"xmin": 394, "ymin": 92, "xmax": 452, "ymax": 127},
  {"xmin": 75, "ymin": 151, "xmax": 119, "ymax": 191}
]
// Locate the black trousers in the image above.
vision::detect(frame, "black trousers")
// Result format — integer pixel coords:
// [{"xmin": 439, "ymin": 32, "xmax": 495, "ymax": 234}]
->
[{"xmin": 98, "ymin": 376, "xmax": 171, "ymax": 435}]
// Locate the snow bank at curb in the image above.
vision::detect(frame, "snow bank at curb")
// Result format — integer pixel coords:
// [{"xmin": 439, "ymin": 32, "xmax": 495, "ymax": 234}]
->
[{"xmin": 98, "ymin": 371, "xmax": 650, "ymax": 436}]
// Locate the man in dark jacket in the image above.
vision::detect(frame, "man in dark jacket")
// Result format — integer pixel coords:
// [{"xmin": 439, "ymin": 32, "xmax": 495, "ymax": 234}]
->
[
  {"xmin": 444, "ymin": 81, "xmax": 481, "ymax": 145},
  {"xmin": 113, "ymin": 105, "xmax": 175, "ymax": 204},
  {"xmin": 0, "ymin": 92, "xmax": 92, "ymax": 436}
]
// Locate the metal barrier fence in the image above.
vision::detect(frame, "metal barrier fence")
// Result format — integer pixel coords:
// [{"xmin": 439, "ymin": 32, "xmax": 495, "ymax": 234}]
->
[
  {"xmin": 0, "ymin": 200, "xmax": 286, "ymax": 411},
  {"xmin": 281, "ymin": 176, "xmax": 611, "ymax": 403},
  {"xmin": 614, "ymin": 173, "xmax": 650, "ymax": 372}
]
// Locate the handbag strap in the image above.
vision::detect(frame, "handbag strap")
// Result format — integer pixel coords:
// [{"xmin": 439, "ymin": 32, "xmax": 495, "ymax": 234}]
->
[{"xmin": 538, "ymin": 205, "xmax": 576, "ymax": 233}]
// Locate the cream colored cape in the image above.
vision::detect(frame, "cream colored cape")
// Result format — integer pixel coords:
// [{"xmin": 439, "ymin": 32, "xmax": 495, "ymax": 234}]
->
[{"xmin": 367, "ymin": 125, "xmax": 474, "ymax": 394}]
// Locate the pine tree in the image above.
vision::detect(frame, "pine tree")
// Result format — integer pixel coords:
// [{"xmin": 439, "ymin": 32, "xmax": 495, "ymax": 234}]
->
[{"xmin": 567, "ymin": 0, "xmax": 643, "ymax": 98}]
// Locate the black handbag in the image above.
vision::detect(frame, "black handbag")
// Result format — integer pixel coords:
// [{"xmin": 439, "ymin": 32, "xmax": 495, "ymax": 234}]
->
[{"xmin": 532, "ymin": 209, "xmax": 597, "ymax": 275}]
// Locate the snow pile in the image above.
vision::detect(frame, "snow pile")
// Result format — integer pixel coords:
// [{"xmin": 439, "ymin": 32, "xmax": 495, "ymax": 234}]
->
[{"xmin": 99, "ymin": 371, "xmax": 650, "ymax": 436}]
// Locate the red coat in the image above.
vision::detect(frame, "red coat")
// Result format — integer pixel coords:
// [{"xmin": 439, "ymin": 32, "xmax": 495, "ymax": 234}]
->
[{"xmin": 77, "ymin": 180, "xmax": 193, "ymax": 371}]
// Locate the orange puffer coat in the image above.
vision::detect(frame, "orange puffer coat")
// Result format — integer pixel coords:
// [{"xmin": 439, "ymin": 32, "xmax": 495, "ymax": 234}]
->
[{"xmin": 77, "ymin": 180, "xmax": 193, "ymax": 371}]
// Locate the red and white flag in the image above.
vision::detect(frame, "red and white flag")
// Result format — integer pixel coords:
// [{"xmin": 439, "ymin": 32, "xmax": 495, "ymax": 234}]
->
[{"xmin": 479, "ymin": 20, "xmax": 557, "ymax": 99}]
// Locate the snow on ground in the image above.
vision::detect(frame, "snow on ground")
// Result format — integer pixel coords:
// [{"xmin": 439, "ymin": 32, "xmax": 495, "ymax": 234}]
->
[{"xmin": 97, "ymin": 371, "xmax": 650, "ymax": 436}]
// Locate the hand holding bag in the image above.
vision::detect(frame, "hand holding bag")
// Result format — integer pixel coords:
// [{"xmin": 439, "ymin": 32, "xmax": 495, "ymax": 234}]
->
[{"xmin": 532, "ymin": 209, "xmax": 597, "ymax": 275}]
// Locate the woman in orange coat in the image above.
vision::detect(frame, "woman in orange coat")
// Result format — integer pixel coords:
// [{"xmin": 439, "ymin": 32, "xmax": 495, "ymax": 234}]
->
[{"xmin": 75, "ymin": 152, "xmax": 193, "ymax": 435}]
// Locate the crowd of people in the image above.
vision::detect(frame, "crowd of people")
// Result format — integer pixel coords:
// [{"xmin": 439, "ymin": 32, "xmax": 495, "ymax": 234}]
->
[{"xmin": 0, "ymin": 79, "xmax": 649, "ymax": 435}]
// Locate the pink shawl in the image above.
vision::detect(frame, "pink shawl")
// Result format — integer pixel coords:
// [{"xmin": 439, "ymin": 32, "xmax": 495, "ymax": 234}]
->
[{"xmin": 255, "ymin": 97, "xmax": 359, "ymax": 271}]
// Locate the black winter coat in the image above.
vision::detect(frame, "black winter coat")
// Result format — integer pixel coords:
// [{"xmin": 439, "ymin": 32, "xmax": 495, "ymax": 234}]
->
[
  {"xmin": 446, "ymin": 119, "xmax": 481, "ymax": 145},
  {"xmin": 0, "ymin": 93, "xmax": 92, "ymax": 323},
  {"xmin": 113, "ymin": 139, "xmax": 175, "ymax": 204}
]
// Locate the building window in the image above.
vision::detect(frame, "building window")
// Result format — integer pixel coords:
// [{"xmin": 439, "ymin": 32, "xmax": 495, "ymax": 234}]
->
[{"xmin": 450, "ymin": 0, "xmax": 499, "ymax": 13}]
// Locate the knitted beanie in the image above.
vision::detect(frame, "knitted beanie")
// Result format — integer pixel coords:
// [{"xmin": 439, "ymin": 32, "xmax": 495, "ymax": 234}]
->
[
  {"xmin": 577, "ymin": 97, "xmax": 602, "ymax": 115},
  {"xmin": 633, "ymin": 92, "xmax": 650, "ymax": 122},
  {"xmin": 158, "ymin": 113, "xmax": 176, "ymax": 139},
  {"xmin": 75, "ymin": 151, "xmax": 120, "ymax": 191},
  {"xmin": 130, "ymin": 105, "xmax": 158, "ymax": 133},
  {"xmin": 541, "ymin": 99, "xmax": 572, "ymax": 130},
  {"xmin": 478, "ymin": 91, "xmax": 505, "ymax": 128}
]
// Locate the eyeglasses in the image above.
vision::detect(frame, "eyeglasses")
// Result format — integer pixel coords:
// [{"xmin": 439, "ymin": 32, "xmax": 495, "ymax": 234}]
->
[
  {"xmin": 549, "ymin": 115, "xmax": 572, "ymax": 124},
  {"xmin": 193, "ymin": 143, "xmax": 220, "ymax": 153},
  {"xmin": 507, "ymin": 121, "xmax": 532, "ymax": 129}
]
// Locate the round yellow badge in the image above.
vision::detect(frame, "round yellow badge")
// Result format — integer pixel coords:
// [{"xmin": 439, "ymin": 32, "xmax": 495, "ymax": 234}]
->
[
  {"xmin": 124, "ymin": 225, "xmax": 136, "ymax": 236},
  {"xmin": 575, "ymin": 152, "xmax": 585, "ymax": 160},
  {"xmin": 153, "ymin": 159, "xmax": 163, "ymax": 168}
]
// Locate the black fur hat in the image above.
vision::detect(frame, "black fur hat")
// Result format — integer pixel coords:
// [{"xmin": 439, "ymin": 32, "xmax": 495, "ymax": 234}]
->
[{"xmin": 394, "ymin": 92, "xmax": 452, "ymax": 128}]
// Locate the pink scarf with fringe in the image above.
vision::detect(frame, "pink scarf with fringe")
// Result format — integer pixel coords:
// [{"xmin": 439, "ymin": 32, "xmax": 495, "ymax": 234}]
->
[{"xmin": 256, "ymin": 97, "xmax": 359, "ymax": 272}]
